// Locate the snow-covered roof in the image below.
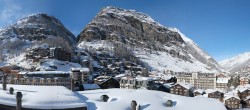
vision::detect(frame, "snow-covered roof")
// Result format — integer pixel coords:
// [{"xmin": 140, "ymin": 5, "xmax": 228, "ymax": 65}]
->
[
  {"xmin": 163, "ymin": 83, "xmax": 175, "ymax": 88},
  {"xmin": 115, "ymin": 74, "xmax": 126, "ymax": 78},
  {"xmin": 135, "ymin": 76, "xmax": 154, "ymax": 81},
  {"xmin": 82, "ymin": 84, "xmax": 100, "ymax": 90},
  {"xmin": 235, "ymin": 84, "xmax": 250, "ymax": 92},
  {"xmin": 245, "ymin": 96, "xmax": 250, "ymax": 101},
  {"xmin": 194, "ymin": 89, "xmax": 205, "ymax": 93},
  {"xmin": 205, "ymin": 89, "xmax": 224, "ymax": 94},
  {"xmin": 24, "ymin": 71, "xmax": 70, "ymax": 75},
  {"xmin": 71, "ymin": 68, "xmax": 90, "ymax": 72},
  {"xmin": 79, "ymin": 89, "xmax": 226, "ymax": 110},
  {"xmin": 240, "ymin": 77, "xmax": 249, "ymax": 80},
  {"xmin": 224, "ymin": 95, "xmax": 240, "ymax": 101},
  {"xmin": 175, "ymin": 83, "xmax": 194, "ymax": 90},
  {"xmin": 0, "ymin": 84, "xmax": 86, "ymax": 109}
]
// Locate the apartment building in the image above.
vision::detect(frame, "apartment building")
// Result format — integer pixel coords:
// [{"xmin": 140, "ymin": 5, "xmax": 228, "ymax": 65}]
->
[
  {"xmin": 177, "ymin": 72, "xmax": 216, "ymax": 89},
  {"xmin": 9, "ymin": 71, "xmax": 71, "ymax": 89}
]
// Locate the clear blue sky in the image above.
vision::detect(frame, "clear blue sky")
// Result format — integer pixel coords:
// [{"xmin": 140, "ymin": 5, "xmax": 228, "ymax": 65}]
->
[{"xmin": 0, "ymin": 0, "xmax": 250, "ymax": 61}]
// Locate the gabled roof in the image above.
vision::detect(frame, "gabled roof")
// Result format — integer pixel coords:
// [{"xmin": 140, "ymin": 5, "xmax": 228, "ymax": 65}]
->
[
  {"xmin": 240, "ymin": 77, "xmax": 249, "ymax": 80},
  {"xmin": 216, "ymin": 73, "xmax": 228, "ymax": 78},
  {"xmin": 224, "ymin": 95, "xmax": 240, "ymax": 101},
  {"xmin": 173, "ymin": 83, "xmax": 193, "ymax": 90},
  {"xmin": 205, "ymin": 89, "xmax": 223, "ymax": 94},
  {"xmin": 163, "ymin": 83, "xmax": 175, "ymax": 88},
  {"xmin": 194, "ymin": 89, "xmax": 205, "ymax": 93}
]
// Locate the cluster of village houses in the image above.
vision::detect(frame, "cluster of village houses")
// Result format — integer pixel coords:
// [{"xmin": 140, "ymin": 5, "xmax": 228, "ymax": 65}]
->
[{"xmin": 1, "ymin": 45, "xmax": 250, "ymax": 110}]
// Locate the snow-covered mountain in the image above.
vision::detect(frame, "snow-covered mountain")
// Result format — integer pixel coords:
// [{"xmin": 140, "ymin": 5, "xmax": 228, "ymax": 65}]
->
[
  {"xmin": 0, "ymin": 13, "xmax": 75, "ymax": 44},
  {"xmin": 0, "ymin": 14, "xmax": 75, "ymax": 61},
  {"xmin": 77, "ymin": 6, "xmax": 222, "ymax": 73},
  {"xmin": 219, "ymin": 52, "xmax": 250, "ymax": 73}
]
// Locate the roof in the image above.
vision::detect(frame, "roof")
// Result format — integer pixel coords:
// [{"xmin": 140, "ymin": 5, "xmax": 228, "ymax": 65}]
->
[
  {"xmin": 78, "ymin": 88, "xmax": 226, "ymax": 110},
  {"xmin": 174, "ymin": 83, "xmax": 193, "ymax": 90},
  {"xmin": 135, "ymin": 76, "xmax": 154, "ymax": 81},
  {"xmin": 23, "ymin": 71, "xmax": 70, "ymax": 75},
  {"xmin": 224, "ymin": 95, "xmax": 240, "ymax": 101},
  {"xmin": 82, "ymin": 84, "xmax": 100, "ymax": 90},
  {"xmin": 205, "ymin": 89, "xmax": 223, "ymax": 94},
  {"xmin": 71, "ymin": 68, "xmax": 90, "ymax": 72},
  {"xmin": 236, "ymin": 84, "xmax": 250, "ymax": 92},
  {"xmin": 240, "ymin": 77, "xmax": 249, "ymax": 80},
  {"xmin": 194, "ymin": 89, "xmax": 205, "ymax": 93},
  {"xmin": 163, "ymin": 83, "xmax": 175, "ymax": 88},
  {"xmin": 0, "ymin": 84, "xmax": 86, "ymax": 109},
  {"xmin": 216, "ymin": 73, "xmax": 228, "ymax": 78}
]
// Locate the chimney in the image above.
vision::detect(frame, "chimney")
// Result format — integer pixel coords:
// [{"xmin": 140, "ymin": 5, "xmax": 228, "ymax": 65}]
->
[
  {"xmin": 2, "ymin": 74, "xmax": 7, "ymax": 90},
  {"xmin": 9, "ymin": 87, "xmax": 14, "ymax": 95},
  {"xmin": 131, "ymin": 100, "xmax": 137, "ymax": 110},
  {"xmin": 16, "ymin": 92, "xmax": 23, "ymax": 110},
  {"xmin": 71, "ymin": 78, "xmax": 75, "ymax": 91}
]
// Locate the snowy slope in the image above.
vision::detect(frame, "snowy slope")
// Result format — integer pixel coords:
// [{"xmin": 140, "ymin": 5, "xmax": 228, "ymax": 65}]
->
[
  {"xmin": 219, "ymin": 52, "xmax": 250, "ymax": 73},
  {"xmin": 7, "ymin": 53, "xmax": 82, "ymax": 72},
  {"xmin": 79, "ymin": 89, "xmax": 226, "ymax": 110}
]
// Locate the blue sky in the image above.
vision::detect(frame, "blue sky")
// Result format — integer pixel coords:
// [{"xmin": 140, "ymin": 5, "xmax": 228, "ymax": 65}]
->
[{"xmin": 0, "ymin": 0, "xmax": 250, "ymax": 61}]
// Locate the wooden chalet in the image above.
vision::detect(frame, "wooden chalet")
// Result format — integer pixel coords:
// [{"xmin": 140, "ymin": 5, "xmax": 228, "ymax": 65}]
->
[
  {"xmin": 238, "ymin": 88, "xmax": 250, "ymax": 100},
  {"xmin": 193, "ymin": 89, "xmax": 205, "ymax": 96},
  {"xmin": 94, "ymin": 76, "xmax": 120, "ymax": 89},
  {"xmin": 170, "ymin": 83, "xmax": 194, "ymax": 96},
  {"xmin": 206, "ymin": 89, "xmax": 224, "ymax": 99},
  {"xmin": 224, "ymin": 96, "xmax": 241, "ymax": 109},
  {"xmin": 240, "ymin": 77, "xmax": 249, "ymax": 86}
]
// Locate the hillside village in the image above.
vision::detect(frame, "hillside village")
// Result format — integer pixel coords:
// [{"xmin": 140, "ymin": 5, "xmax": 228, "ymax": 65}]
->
[
  {"xmin": 0, "ymin": 6, "xmax": 249, "ymax": 110},
  {"xmin": 1, "ymin": 41, "xmax": 250, "ymax": 110}
]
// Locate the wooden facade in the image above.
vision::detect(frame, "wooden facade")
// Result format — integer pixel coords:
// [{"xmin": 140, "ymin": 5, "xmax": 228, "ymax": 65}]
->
[
  {"xmin": 245, "ymin": 97, "xmax": 250, "ymax": 108},
  {"xmin": 208, "ymin": 91, "xmax": 224, "ymax": 99},
  {"xmin": 96, "ymin": 77, "xmax": 120, "ymax": 89},
  {"xmin": 193, "ymin": 89, "xmax": 205, "ymax": 96},
  {"xmin": 170, "ymin": 84, "xmax": 192, "ymax": 96},
  {"xmin": 240, "ymin": 77, "xmax": 249, "ymax": 86},
  {"xmin": 239, "ymin": 89, "xmax": 250, "ymax": 100},
  {"xmin": 224, "ymin": 97, "xmax": 241, "ymax": 109}
]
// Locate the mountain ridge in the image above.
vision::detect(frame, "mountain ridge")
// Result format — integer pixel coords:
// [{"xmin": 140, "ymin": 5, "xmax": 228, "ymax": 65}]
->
[{"xmin": 219, "ymin": 52, "xmax": 250, "ymax": 73}]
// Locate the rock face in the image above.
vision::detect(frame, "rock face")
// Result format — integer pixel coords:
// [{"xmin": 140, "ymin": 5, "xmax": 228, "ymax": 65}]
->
[
  {"xmin": 219, "ymin": 52, "xmax": 250, "ymax": 73},
  {"xmin": 77, "ymin": 6, "xmax": 222, "ymax": 72}
]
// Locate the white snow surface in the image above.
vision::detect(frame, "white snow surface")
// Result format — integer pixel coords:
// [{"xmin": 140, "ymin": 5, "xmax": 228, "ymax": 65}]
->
[
  {"xmin": 0, "ymin": 84, "xmax": 86, "ymax": 109},
  {"xmin": 79, "ymin": 88, "xmax": 226, "ymax": 110},
  {"xmin": 7, "ymin": 53, "xmax": 82, "ymax": 72},
  {"xmin": 135, "ymin": 51, "xmax": 217, "ymax": 73},
  {"xmin": 78, "ymin": 41, "xmax": 218, "ymax": 73}
]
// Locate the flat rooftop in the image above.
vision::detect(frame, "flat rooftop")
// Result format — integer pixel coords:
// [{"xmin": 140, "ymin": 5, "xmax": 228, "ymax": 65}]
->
[{"xmin": 0, "ymin": 84, "xmax": 86, "ymax": 109}]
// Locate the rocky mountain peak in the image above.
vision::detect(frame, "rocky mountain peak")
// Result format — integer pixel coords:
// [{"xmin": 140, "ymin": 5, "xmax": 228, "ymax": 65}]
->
[
  {"xmin": 0, "ymin": 13, "xmax": 75, "ymax": 44},
  {"xmin": 77, "ymin": 6, "xmax": 222, "ymax": 73},
  {"xmin": 0, "ymin": 13, "xmax": 76, "ymax": 61},
  {"xmin": 99, "ymin": 6, "xmax": 163, "ymax": 27}
]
